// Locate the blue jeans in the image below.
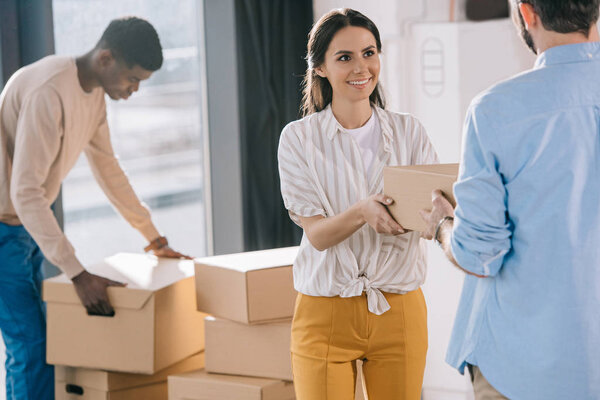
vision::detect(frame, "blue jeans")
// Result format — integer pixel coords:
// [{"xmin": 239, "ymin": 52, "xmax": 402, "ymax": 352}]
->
[{"xmin": 0, "ymin": 222, "xmax": 53, "ymax": 399}]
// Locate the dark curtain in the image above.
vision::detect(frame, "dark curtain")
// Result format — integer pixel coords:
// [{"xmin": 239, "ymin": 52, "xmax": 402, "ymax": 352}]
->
[
  {"xmin": 235, "ymin": 0, "xmax": 312, "ymax": 251},
  {"xmin": 0, "ymin": 0, "xmax": 60, "ymax": 277},
  {"xmin": 0, "ymin": 0, "xmax": 55, "ymax": 86},
  {"xmin": 0, "ymin": 0, "xmax": 59, "ymax": 226}
]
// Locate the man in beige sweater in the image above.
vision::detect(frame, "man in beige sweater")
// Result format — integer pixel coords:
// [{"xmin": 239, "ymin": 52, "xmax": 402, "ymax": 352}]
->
[{"xmin": 0, "ymin": 17, "xmax": 189, "ymax": 399}]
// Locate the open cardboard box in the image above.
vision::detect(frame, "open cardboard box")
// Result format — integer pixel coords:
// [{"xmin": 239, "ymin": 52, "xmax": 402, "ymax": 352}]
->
[
  {"xmin": 384, "ymin": 163, "xmax": 458, "ymax": 232},
  {"xmin": 44, "ymin": 253, "xmax": 208, "ymax": 374}
]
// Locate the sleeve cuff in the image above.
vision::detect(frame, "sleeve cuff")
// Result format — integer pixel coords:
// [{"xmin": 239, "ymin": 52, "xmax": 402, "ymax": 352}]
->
[
  {"xmin": 137, "ymin": 220, "xmax": 161, "ymax": 243},
  {"xmin": 450, "ymin": 234, "xmax": 508, "ymax": 277},
  {"xmin": 61, "ymin": 256, "xmax": 86, "ymax": 280}
]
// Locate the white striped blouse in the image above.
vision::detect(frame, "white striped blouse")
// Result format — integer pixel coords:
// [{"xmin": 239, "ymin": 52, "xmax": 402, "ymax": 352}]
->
[{"xmin": 278, "ymin": 105, "xmax": 438, "ymax": 314}]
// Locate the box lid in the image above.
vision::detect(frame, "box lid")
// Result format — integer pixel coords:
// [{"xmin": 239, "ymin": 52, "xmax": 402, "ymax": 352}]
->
[
  {"xmin": 55, "ymin": 352, "xmax": 205, "ymax": 391},
  {"xmin": 385, "ymin": 163, "xmax": 459, "ymax": 177},
  {"xmin": 170, "ymin": 369, "xmax": 287, "ymax": 388},
  {"xmin": 43, "ymin": 253, "xmax": 195, "ymax": 310},
  {"xmin": 194, "ymin": 247, "xmax": 298, "ymax": 273}
]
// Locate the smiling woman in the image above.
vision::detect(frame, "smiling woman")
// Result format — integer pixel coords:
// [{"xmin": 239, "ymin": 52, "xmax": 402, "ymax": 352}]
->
[
  {"xmin": 301, "ymin": 9, "xmax": 385, "ymax": 117},
  {"xmin": 279, "ymin": 8, "xmax": 438, "ymax": 400}
]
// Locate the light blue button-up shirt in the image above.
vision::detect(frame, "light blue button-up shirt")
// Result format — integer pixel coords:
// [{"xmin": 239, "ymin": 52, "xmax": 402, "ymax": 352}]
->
[{"xmin": 447, "ymin": 42, "xmax": 600, "ymax": 400}]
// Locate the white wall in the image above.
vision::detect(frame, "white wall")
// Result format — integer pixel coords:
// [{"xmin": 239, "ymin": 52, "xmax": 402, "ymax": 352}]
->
[{"xmin": 313, "ymin": 0, "xmax": 468, "ymax": 113}]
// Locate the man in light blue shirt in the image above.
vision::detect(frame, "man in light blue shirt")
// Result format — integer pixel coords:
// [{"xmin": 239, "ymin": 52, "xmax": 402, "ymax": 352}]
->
[{"xmin": 420, "ymin": 0, "xmax": 600, "ymax": 399}]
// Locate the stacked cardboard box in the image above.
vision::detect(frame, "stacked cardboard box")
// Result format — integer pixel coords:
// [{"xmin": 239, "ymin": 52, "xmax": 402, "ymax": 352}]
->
[
  {"xmin": 168, "ymin": 247, "xmax": 298, "ymax": 398},
  {"xmin": 168, "ymin": 247, "xmax": 369, "ymax": 399},
  {"xmin": 43, "ymin": 253, "xmax": 209, "ymax": 398},
  {"xmin": 55, "ymin": 352, "xmax": 205, "ymax": 399}
]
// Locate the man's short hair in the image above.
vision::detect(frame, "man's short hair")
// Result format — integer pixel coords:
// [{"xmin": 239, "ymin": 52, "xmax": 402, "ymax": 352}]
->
[
  {"xmin": 520, "ymin": 0, "xmax": 600, "ymax": 35},
  {"xmin": 97, "ymin": 17, "xmax": 163, "ymax": 71}
]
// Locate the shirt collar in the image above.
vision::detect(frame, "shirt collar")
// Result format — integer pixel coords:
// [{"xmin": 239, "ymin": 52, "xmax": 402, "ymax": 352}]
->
[
  {"xmin": 534, "ymin": 41, "xmax": 600, "ymax": 69},
  {"xmin": 321, "ymin": 104, "xmax": 394, "ymax": 152}
]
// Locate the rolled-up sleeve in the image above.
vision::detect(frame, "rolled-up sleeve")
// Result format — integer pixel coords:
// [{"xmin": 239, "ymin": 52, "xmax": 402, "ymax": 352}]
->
[
  {"xmin": 451, "ymin": 105, "xmax": 512, "ymax": 277},
  {"xmin": 278, "ymin": 124, "xmax": 326, "ymax": 226}
]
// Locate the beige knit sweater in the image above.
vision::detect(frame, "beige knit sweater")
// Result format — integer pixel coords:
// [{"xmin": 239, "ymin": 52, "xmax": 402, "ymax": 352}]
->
[{"xmin": 0, "ymin": 56, "xmax": 160, "ymax": 278}]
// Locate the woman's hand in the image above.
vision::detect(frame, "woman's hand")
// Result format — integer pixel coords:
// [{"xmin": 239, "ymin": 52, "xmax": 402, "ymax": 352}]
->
[{"xmin": 360, "ymin": 194, "xmax": 405, "ymax": 235}]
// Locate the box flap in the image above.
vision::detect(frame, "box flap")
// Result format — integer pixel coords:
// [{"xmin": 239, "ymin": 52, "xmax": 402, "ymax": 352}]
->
[
  {"xmin": 194, "ymin": 247, "xmax": 298, "ymax": 273},
  {"xmin": 171, "ymin": 369, "xmax": 285, "ymax": 388},
  {"xmin": 43, "ymin": 253, "xmax": 195, "ymax": 310},
  {"xmin": 43, "ymin": 279, "xmax": 152, "ymax": 310}
]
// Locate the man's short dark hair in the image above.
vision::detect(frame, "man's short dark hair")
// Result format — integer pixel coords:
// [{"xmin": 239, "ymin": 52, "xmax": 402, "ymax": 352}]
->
[
  {"xmin": 520, "ymin": 0, "xmax": 600, "ymax": 35},
  {"xmin": 97, "ymin": 17, "xmax": 163, "ymax": 71}
]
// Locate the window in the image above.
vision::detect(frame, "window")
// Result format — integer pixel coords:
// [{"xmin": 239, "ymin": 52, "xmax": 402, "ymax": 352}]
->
[{"xmin": 53, "ymin": 0, "xmax": 207, "ymax": 264}]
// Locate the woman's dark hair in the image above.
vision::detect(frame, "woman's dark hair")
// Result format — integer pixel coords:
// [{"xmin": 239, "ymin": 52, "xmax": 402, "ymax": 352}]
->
[
  {"xmin": 301, "ymin": 8, "xmax": 385, "ymax": 116},
  {"xmin": 519, "ymin": 0, "xmax": 600, "ymax": 36},
  {"xmin": 97, "ymin": 17, "xmax": 163, "ymax": 71}
]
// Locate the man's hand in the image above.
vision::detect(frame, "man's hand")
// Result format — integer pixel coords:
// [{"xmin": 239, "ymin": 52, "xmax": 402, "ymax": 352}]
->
[
  {"xmin": 71, "ymin": 271, "xmax": 126, "ymax": 316},
  {"xmin": 153, "ymin": 245, "xmax": 193, "ymax": 260},
  {"xmin": 419, "ymin": 189, "xmax": 455, "ymax": 240},
  {"xmin": 361, "ymin": 194, "xmax": 405, "ymax": 235}
]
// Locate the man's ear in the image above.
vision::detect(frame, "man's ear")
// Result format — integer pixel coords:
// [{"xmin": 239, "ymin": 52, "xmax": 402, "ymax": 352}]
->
[
  {"xmin": 314, "ymin": 66, "xmax": 327, "ymax": 78},
  {"xmin": 97, "ymin": 49, "xmax": 115, "ymax": 69},
  {"xmin": 518, "ymin": 2, "xmax": 537, "ymax": 30}
]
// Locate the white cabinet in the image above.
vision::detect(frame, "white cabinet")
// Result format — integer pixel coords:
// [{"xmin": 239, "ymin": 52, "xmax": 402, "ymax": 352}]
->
[
  {"xmin": 407, "ymin": 19, "xmax": 535, "ymax": 163},
  {"xmin": 406, "ymin": 19, "xmax": 535, "ymax": 400}
]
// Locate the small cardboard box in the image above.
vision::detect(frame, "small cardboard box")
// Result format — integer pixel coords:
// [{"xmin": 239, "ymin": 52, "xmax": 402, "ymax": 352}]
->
[
  {"xmin": 205, "ymin": 316, "xmax": 292, "ymax": 380},
  {"xmin": 44, "ymin": 253, "xmax": 208, "ymax": 374},
  {"xmin": 168, "ymin": 369, "xmax": 295, "ymax": 400},
  {"xmin": 194, "ymin": 247, "xmax": 298, "ymax": 324},
  {"xmin": 383, "ymin": 163, "xmax": 459, "ymax": 232},
  {"xmin": 55, "ymin": 352, "xmax": 204, "ymax": 400}
]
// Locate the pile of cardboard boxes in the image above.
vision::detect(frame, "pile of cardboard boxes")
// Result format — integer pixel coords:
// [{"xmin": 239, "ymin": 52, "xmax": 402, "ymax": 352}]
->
[
  {"xmin": 168, "ymin": 246, "xmax": 299, "ymax": 399},
  {"xmin": 44, "ymin": 246, "xmax": 370, "ymax": 399}
]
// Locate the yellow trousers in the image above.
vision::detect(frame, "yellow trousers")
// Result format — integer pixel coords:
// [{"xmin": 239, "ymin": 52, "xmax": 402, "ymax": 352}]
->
[{"xmin": 291, "ymin": 289, "xmax": 428, "ymax": 400}]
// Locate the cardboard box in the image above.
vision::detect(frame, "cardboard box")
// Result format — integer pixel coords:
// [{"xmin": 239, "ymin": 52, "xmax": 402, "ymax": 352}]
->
[
  {"xmin": 55, "ymin": 352, "xmax": 204, "ymax": 400},
  {"xmin": 194, "ymin": 247, "xmax": 298, "ymax": 324},
  {"xmin": 168, "ymin": 369, "xmax": 295, "ymax": 400},
  {"xmin": 383, "ymin": 163, "xmax": 459, "ymax": 232},
  {"xmin": 205, "ymin": 316, "xmax": 292, "ymax": 380},
  {"xmin": 44, "ymin": 253, "xmax": 208, "ymax": 374},
  {"xmin": 58, "ymin": 382, "xmax": 165, "ymax": 400}
]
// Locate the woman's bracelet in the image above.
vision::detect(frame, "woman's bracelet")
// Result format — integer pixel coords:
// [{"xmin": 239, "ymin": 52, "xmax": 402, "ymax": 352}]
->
[{"xmin": 434, "ymin": 216, "xmax": 454, "ymax": 247}]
